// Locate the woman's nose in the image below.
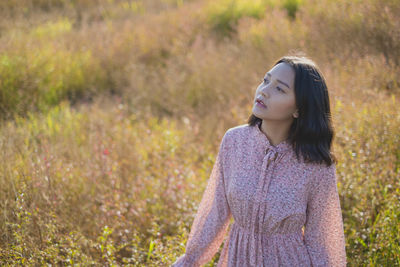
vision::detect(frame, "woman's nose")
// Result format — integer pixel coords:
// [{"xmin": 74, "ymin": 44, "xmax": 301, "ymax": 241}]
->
[{"xmin": 260, "ymin": 86, "xmax": 269, "ymax": 98}]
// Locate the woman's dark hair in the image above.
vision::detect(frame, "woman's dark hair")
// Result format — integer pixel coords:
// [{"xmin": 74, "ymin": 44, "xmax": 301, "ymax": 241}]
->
[{"xmin": 247, "ymin": 52, "xmax": 337, "ymax": 167}]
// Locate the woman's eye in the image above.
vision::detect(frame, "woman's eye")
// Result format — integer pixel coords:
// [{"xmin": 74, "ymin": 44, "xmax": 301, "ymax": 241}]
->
[{"xmin": 262, "ymin": 78, "xmax": 284, "ymax": 93}]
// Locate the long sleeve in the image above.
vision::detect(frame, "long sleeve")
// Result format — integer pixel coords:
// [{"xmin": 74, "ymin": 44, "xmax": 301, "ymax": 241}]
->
[
  {"xmin": 172, "ymin": 132, "xmax": 232, "ymax": 267},
  {"xmin": 304, "ymin": 164, "xmax": 347, "ymax": 267}
]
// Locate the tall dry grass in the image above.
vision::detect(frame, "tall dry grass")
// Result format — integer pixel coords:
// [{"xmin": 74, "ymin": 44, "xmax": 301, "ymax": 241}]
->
[{"xmin": 0, "ymin": 0, "xmax": 399, "ymax": 265}]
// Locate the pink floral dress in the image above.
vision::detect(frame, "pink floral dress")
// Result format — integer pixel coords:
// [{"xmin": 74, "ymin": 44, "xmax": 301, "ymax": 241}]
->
[{"xmin": 172, "ymin": 120, "xmax": 347, "ymax": 266}]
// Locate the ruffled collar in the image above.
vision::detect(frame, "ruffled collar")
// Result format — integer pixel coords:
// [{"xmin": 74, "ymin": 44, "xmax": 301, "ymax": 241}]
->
[{"xmin": 253, "ymin": 120, "xmax": 292, "ymax": 153}]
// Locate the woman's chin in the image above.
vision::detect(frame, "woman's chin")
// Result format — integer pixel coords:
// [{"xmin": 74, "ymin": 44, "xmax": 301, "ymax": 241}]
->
[{"xmin": 252, "ymin": 107, "xmax": 264, "ymax": 117}]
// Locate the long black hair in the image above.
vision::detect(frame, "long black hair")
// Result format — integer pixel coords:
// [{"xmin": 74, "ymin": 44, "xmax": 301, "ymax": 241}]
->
[{"xmin": 247, "ymin": 53, "xmax": 337, "ymax": 167}]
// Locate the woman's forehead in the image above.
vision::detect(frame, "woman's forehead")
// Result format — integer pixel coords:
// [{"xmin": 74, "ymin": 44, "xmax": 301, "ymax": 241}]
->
[{"xmin": 266, "ymin": 63, "xmax": 295, "ymax": 89}]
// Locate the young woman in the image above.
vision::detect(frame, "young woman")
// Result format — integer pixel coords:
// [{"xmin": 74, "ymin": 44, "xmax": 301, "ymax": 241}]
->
[{"xmin": 172, "ymin": 54, "xmax": 347, "ymax": 266}]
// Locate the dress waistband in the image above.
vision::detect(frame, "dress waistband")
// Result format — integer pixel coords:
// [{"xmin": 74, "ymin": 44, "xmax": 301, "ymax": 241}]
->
[{"xmin": 232, "ymin": 221, "xmax": 303, "ymax": 240}]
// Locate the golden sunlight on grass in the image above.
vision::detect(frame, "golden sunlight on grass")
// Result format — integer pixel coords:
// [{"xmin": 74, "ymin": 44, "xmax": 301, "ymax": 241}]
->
[{"xmin": 0, "ymin": 0, "xmax": 399, "ymax": 265}]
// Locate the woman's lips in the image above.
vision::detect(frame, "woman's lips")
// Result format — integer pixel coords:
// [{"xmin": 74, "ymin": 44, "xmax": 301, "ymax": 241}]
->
[{"xmin": 255, "ymin": 100, "xmax": 267, "ymax": 108}]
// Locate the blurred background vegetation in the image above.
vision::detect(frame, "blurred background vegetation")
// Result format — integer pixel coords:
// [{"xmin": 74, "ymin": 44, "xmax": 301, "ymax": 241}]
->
[{"xmin": 0, "ymin": 0, "xmax": 399, "ymax": 265}]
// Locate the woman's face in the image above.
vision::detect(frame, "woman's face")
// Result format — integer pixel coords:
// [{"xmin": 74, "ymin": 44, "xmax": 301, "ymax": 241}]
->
[{"xmin": 252, "ymin": 62, "xmax": 298, "ymax": 122}]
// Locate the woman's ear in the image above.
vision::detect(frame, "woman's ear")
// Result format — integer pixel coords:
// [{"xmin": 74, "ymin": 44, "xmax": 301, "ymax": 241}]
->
[{"xmin": 293, "ymin": 109, "xmax": 299, "ymax": 118}]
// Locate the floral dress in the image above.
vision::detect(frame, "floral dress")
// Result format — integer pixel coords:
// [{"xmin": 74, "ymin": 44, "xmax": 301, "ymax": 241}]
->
[{"xmin": 172, "ymin": 120, "xmax": 347, "ymax": 266}]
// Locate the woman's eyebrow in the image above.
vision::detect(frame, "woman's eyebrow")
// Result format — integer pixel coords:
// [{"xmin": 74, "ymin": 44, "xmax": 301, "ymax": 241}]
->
[{"xmin": 266, "ymin": 72, "xmax": 290, "ymax": 89}]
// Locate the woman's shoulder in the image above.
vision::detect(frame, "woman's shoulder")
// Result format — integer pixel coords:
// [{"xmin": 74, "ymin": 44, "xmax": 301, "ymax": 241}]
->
[
  {"xmin": 218, "ymin": 123, "xmax": 252, "ymax": 152},
  {"xmin": 305, "ymin": 161, "xmax": 337, "ymax": 187},
  {"xmin": 307, "ymin": 161, "xmax": 336, "ymax": 173},
  {"xmin": 223, "ymin": 123, "xmax": 252, "ymax": 141}
]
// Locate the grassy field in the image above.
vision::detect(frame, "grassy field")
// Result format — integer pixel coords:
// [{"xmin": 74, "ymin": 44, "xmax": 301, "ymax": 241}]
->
[{"xmin": 0, "ymin": 0, "xmax": 399, "ymax": 265}]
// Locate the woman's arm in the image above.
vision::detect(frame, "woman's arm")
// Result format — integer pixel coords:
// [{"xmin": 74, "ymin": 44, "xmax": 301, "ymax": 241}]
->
[
  {"xmin": 304, "ymin": 164, "xmax": 347, "ymax": 267},
  {"xmin": 172, "ymin": 131, "xmax": 232, "ymax": 267}
]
